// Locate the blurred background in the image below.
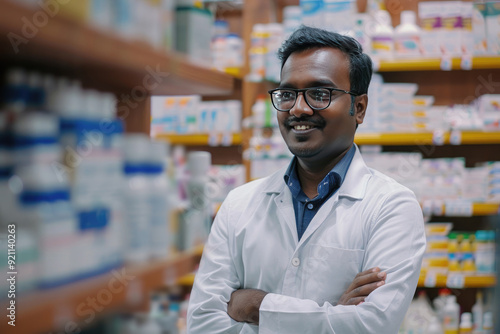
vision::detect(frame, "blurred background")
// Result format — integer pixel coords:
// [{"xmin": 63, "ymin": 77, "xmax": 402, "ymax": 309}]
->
[{"xmin": 0, "ymin": 0, "xmax": 499, "ymax": 333}]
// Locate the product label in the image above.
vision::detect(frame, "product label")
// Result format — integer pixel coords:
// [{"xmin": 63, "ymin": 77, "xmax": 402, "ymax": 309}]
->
[
  {"xmin": 395, "ymin": 35, "xmax": 421, "ymax": 56},
  {"xmin": 372, "ymin": 36, "xmax": 394, "ymax": 56}
]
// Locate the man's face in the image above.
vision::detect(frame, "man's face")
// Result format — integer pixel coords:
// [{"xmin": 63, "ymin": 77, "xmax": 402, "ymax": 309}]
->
[{"xmin": 277, "ymin": 47, "xmax": 365, "ymax": 162}]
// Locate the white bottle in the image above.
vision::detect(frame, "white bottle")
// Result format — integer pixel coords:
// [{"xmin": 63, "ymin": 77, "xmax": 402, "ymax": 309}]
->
[
  {"xmin": 472, "ymin": 291, "xmax": 484, "ymax": 334},
  {"xmin": 252, "ymin": 95, "xmax": 267, "ymax": 129},
  {"xmin": 148, "ymin": 141, "xmax": 171, "ymax": 259},
  {"xmin": 371, "ymin": 10, "xmax": 394, "ymax": 59},
  {"xmin": 482, "ymin": 312, "xmax": 493, "ymax": 334},
  {"xmin": 122, "ymin": 134, "xmax": 152, "ymax": 263},
  {"xmin": 460, "ymin": 312, "xmax": 473, "ymax": 334},
  {"xmin": 394, "ymin": 10, "xmax": 422, "ymax": 58},
  {"xmin": 353, "ymin": 14, "xmax": 372, "ymax": 54},
  {"xmin": 428, "ymin": 316, "xmax": 444, "ymax": 334},
  {"xmin": 443, "ymin": 295, "xmax": 460, "ymax": 334},
  {"xmin": 182, "ymin": 151, "xmax": 212, "ymax": 250}
]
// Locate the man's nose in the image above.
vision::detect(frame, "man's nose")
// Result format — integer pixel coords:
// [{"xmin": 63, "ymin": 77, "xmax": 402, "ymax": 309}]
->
[{"xmin": 289, "ymin": 92, "xmax": 314, "ymax": 118}]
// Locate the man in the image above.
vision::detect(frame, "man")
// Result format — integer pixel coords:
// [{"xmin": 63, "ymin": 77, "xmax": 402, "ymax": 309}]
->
[{"xmin": 187, "ymin": 26, "xmax": 426, "ymax": 333}]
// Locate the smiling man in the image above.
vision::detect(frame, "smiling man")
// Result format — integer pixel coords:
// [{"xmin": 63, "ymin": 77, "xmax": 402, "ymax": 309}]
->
[{"xmin": 187, "ymin": 26, "xmax": 426, "ymax": 334}]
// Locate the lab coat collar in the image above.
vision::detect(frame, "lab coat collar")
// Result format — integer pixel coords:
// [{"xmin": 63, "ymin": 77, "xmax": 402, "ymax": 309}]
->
[{"xmin": 263, "ymin": 144, "xmax": 371, "ymax": 201}]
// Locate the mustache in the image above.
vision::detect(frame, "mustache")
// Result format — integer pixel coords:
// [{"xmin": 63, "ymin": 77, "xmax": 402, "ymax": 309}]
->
[{"xmin": 284, "ymin": 116, "xmax": 326, "ymax": 127}]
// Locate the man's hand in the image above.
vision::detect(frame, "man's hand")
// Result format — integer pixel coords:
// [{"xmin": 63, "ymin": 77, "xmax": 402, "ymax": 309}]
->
[
  {"xmin": 338, "ymin": 267, "xmax": 386, "ymax": 306},
  {"xmin": 227, "ymin": 289, "xmax": 268, "ymax": 325}
]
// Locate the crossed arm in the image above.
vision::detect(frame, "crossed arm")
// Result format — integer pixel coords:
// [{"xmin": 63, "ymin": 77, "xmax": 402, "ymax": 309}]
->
[{"xmin": 227, "ymin": 267, "xmax": 387, "ymax": 325}]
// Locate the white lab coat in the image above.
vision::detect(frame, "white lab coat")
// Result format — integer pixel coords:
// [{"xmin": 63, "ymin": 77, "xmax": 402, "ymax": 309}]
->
[{"xmin": 187, "ymin": 146, "xmax": 426, "ymax": 334}]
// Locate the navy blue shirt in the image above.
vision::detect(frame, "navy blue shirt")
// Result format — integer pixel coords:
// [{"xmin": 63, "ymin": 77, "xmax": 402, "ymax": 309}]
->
[{"xmin": 284, "ymin": 145, "xmax": 356, "ymax": 241}]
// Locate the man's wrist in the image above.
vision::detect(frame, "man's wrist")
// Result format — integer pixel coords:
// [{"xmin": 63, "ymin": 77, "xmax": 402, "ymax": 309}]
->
[{"xmin": 247, "ymin": 290, "xmax": 268, "ymax": 324}]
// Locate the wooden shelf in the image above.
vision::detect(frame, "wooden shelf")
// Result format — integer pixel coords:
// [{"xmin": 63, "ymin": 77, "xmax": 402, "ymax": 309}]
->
[
  {"xmin": 418, "ymin": 274, "xmax": 496, "ymax": 288},
  {"xmin": 0, "ymin": 247, "xmax": 204, "ymax": 334},
  {"xmin": 377, "ymin": 56, "xmax": 500, "ymax": 72},
  {"xmin": 154, "ymin": 133, "xmax": 243, "ymax": 146},
  {"xmin": 354, "ymin": 131, "xmax": 500, "ymax": 146},
  {"xmin": 0, "ymin": 0, "xmax": 235, "ymax": 96}
]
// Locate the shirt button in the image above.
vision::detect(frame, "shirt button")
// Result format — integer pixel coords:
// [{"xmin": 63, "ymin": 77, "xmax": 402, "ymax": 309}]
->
[
  {"xmin": 292, "ymin": 258, "xmax": 300, "ymax": 267},
  {"xmin": 307, "ymin": 203, "xmax": 314, "ymax": 210}
]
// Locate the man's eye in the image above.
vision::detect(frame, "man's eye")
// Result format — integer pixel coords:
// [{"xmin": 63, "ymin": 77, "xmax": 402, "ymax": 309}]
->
[
  {"xmin": 310, "ymin": 90, "xmax": 329, "ymax": 99},
  {"xmin": 281, "ymin": 91, "xmax": 294, "ymax": 99}
]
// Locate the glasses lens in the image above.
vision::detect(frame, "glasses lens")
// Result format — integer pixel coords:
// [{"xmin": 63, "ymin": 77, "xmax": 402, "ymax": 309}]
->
[
  {"xmin": 272, "ymin": 90, "xmax": 296, "ymax": 111},
  {"xmin": 305, "ymin": 88, "xmax": 331, "ymax": 109}
]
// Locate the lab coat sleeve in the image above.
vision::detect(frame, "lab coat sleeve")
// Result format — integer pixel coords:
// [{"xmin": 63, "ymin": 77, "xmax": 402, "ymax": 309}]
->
[
  {"xmin": 258, "ymin": 187, "xmax": 426, "ymax": 334},
  {"xmin": 187, "ymin": 199, "xmax": 244, "ymax": 333}
]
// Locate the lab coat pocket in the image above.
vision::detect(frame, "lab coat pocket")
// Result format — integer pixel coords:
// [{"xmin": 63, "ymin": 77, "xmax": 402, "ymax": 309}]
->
[{"xmin": 305, "ymin": 244, "xmax": 365, "ymax": 306}]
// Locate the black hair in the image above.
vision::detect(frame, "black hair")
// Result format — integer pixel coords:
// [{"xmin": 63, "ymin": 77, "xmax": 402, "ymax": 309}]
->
[{"xmin": 278, "ymin": 25, "xmax": 373, "ymax": 96}]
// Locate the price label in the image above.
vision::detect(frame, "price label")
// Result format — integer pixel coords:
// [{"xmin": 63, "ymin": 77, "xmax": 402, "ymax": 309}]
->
[
  {"xmin": 432, "ymin": 130, "xmax": 445, "ymax": 146},
  {"xmin": 432, "ymin": 200, "xmax": 444, "ymax": 216},
  {"xmin": 422, "ymin": 200, "xmax": 433, "ymax": 217},
  {"xmin": 446, "ymin": 273, "xmax": 465, "ymax": 288},
  {"xmin": 440, "ymin": 56, "xmax": 452, "ymax": 71},
  {"xmin": 445, "ymin": 200, "xmax": 473, "ymax": 217},
  {"xmin": 208, "ymin": 132, "xmax": 220, "ymax": 146},
  {"xmin": 221, "ymin": 132, "xmax": 233, "ymax": 146},
  {"xmin": 424, "ymin": 272, "xmax": 437, "ymax": 287},
  {"xmin": 460, "ymin": 55, "xmax": 473, "ymax": 70},
  {"xmin": 449, "ymin": 130, "xmax": 462, "ymax": 145}
]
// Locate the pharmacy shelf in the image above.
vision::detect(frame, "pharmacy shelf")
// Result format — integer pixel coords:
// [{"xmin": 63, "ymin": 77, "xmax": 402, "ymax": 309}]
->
[
  {"xmin": 0, "ymin": 0, "xmax": 235, "ymax": 96},
  {"xmin": 354, "ymin": 131, "xmax": 500, "ymax": 146},
  {"xmin": 179, "ymin": 271, "xmax": 498, "ymax": 289},
  {"xmin": 154, "ymin": 133, "xmax": 243, "ymax": 146},
  {"xmin": 377, "ymin": 56, "xmax": 500, "ymax": 72},
  {"xmin": 0, "ymin": 246, "xmax": 205, "ymax": 334},
  {"xmin": 425, "ymin": 203, "xmax": 500, "ymax": 217},
  {"xmin": 418, "ymin": 274, "xmax": 496, "ymax": 288}
]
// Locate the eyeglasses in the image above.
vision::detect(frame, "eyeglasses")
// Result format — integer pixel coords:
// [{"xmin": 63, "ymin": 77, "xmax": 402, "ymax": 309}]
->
[{"xmin": 268, "ymin": 87, "xmax": 358, "ymax": 112}]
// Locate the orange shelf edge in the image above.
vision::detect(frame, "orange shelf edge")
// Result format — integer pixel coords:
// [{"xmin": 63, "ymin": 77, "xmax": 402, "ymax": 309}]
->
[
  {"xmin": 418, "ymin": 274, "xmax": 496, "ymax": 288},
  {"xmin": 355, "ymin": 131, "xmax": 500, "ymax": 146},
  {"xmin": 154, "ymin": 133, "xmax": 243, "ymax": 146},
  {"xmin": 377, "ymin": 56, "xmax": 500, "ymax": 72}
]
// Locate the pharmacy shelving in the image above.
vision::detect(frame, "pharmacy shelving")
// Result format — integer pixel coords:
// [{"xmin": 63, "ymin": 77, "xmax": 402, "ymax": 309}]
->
[
  {"xmin": 376, "ymin": 56, "xmax": 500, "ymax": 72},
  {"xmin": 154, "ymin": 133, "xmax": 243, "ymax": 146},
  {"xmin": 178, "ymin": 271, "xmax": 497, "ymax": 289},
  {"xmin": 0, "ymin": 0, "xmax": 235, "ymax": 96},
  {"xmin": 418, "ymin": 274, "xmax": 496, "ymax": 288},
  {"xmin": 354, "ymin": 131, "xmax": 500, "ymax": 146},
  {"xmin": 0, "ymin": 245, "xmax": 204, "ymax": 334},
  {"xmin": 420, "ymin": 202, "xmax": 500, "ymax": 217}
]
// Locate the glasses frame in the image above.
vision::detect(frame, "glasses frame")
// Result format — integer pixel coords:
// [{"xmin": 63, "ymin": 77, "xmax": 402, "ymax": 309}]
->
[{"xmin": 268, "ymin": 87, "xmax": 358, "ymax": 112}]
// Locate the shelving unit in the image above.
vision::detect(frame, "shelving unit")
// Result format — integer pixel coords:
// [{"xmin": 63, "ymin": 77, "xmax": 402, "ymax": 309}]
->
[
  {"xmin": 0, "ymin": 245, "xmax": 204, "ymax": 334},
  {"xmin": 0, "ymin": 0, "xmax": 235, "ymax": 97},
  {"xmin": 0, "ymin": 2, "xmax": 237, "ymax": 333}
]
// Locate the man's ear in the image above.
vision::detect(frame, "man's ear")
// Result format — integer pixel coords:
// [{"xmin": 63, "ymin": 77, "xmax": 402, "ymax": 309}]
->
[{"xmin": 354, "ymin": 94, "xmax": 368, "ymax": 125}]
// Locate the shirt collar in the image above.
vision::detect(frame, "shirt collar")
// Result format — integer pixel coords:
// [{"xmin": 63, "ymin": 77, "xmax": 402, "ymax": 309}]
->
[{"xmin": 283, "ymin": 145, "xmax": 356, "ymax": 201}]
